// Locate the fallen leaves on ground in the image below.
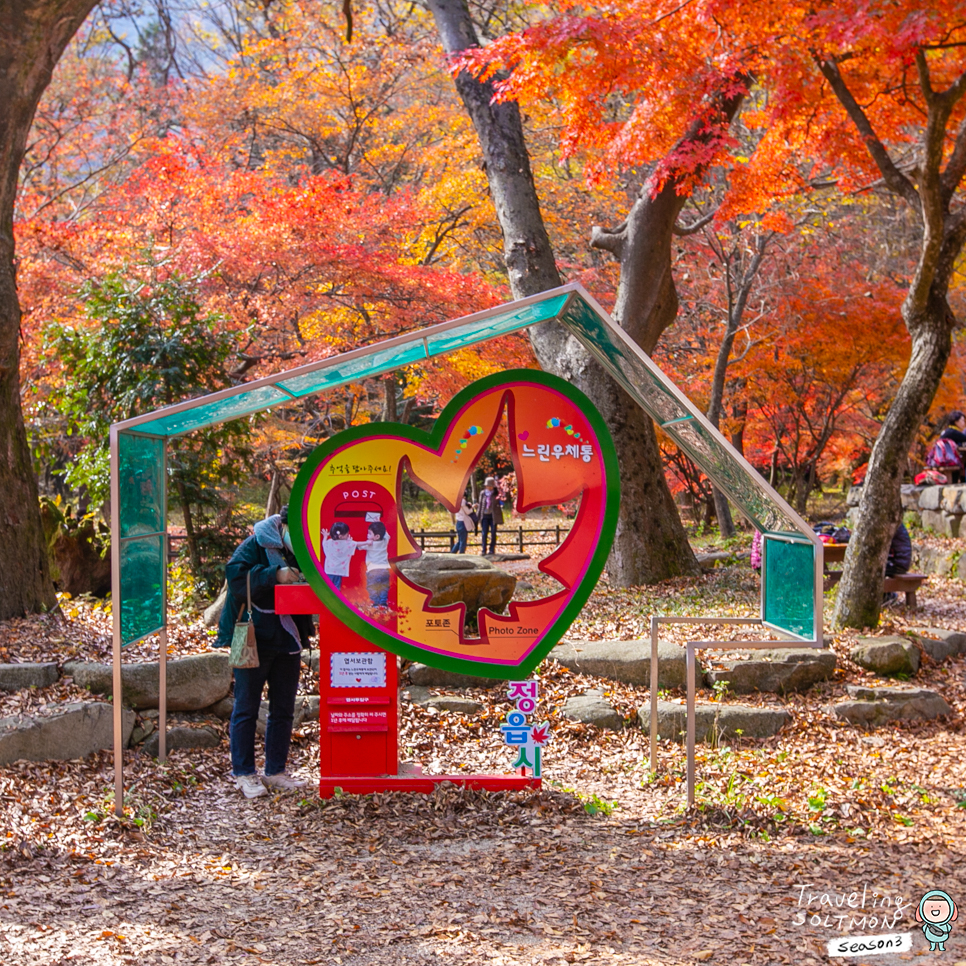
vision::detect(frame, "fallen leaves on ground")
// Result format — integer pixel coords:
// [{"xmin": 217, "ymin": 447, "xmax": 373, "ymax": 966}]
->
[{"xmin": 1, "ymin": 560, "xmax": 965, "ymax": 963}]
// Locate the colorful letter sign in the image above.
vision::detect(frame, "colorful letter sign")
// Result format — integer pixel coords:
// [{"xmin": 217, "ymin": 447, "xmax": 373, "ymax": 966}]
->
[{"xmin": 289, "ymin": 370, "xmax": 618, "ymax": 678}]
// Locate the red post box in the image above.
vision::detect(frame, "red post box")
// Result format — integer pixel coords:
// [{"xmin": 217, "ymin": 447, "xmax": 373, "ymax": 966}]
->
[{"xmin": 275, "ymin": 583, "xmax": 539, "ymax": 797}]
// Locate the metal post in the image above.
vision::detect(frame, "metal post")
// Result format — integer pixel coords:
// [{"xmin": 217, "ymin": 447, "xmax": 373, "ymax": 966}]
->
[
  {"xmin": 158, "ymin": 626, "xmax": 167, "ymax": 761},
  {"xmin": 110, "ymin": 426, "xmax": 124, "ymax": 817},
  {"xmin": 649, "ymin": 615, "xmax": 659, "ymax": 774},
  {"xmin": 686, "ymin": 643, "xmax": 696, "ymax": 807}
]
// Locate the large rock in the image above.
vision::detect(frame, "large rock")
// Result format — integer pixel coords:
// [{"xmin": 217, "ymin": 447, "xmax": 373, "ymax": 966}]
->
[
  {"xmin": 395, "ymin": 553, "xmax": 516, "ymax": 620},
  {"xmin": 917, "ymin": 545, "xmax": 956, "ymax": 576},
  {"xmin": 406, "ymin": 664, "xmax": 503, "ymax": 689},
  {"xmin": 203, "ymin": 582, "xmax": 228, "ymax": 628},
  {"xmin": 920, "ymin": 508, "xmax": 960, "ymax": 538},
  {"xmin": 850, "ymin": 637, "xmax": 920, "ymax": 677},
  {"xmin": 142, "ymin": 725, "xmax": 221, "ymax": 757},
  {"xmin": 846, "ymin": 486, "xmax": 864, "ymax": 508},
  {"xmin": 548, "ymin": 639, "xmax": 697, "ymax": 689},
  {"xmin": 833, "ymin": 686, "xmax": 951, "ymax": 727},
  {"xmin": 941, "ymin": 485, "xmax": 966, "ymax": 513},
  {"xmin": 0, "ymin": 702, "xmax": 135, "ymax": 765},
  {"xmin": 900, "ymin": 484, "xmax": 924, "ymax": 510},
  {"xmin": 909, "ymin": 627, "xmax": 966, "ymax": 659},
  {"xmin": 704, "ymin": 648, "xmax": 836, "ymax": 694},
  {"xmin": 562, "ymin": 691, "xmax": 624, "ymax": 730},
  {"xmin": 918, "ymin": 486, "xmax": 942, "ymax": 511},
  {"xmin": 637, "ymin": 700, "xmax": 790, "ymax": 743},
  {"xmin": 63, "ymin": 652, "xmax": 232, "ymax": 711},
  {"xmin": 906, "ymin": 628, "xmax": 963, "ymax": 664},
  {"xmin": 0, "ymin": 662, "xmax": 59, "ymax": 692}
]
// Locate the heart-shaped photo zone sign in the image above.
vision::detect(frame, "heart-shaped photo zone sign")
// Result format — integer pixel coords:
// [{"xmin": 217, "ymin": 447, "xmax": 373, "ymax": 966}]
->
[{"xmin": 289, "ymin": 370, "xmax": 619, "ymax": 678}]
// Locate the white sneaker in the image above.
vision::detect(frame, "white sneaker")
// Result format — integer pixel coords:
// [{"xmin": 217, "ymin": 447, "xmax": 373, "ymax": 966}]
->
[
  {"xmin": 262, "ymin": 772, "xmax": 307, "ymax": 791},
  {"xmin": 235, "ymin": 774, "xmax": 268, "ymax": 799}
]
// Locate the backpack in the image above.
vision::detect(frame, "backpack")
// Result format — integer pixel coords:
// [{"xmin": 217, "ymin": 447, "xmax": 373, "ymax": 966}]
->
[{"xmin": 926, "ymin": 437, "xmax": 963, "ymax": 469}]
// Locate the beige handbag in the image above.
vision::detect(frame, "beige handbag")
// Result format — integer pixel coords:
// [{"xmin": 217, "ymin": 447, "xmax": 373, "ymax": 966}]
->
[{"xmin": 229, "ymin": 572, "xmax": 259, "ymax": 669}]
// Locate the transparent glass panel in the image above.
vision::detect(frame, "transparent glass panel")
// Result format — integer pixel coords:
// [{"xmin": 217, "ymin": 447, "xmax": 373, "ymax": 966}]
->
[
  {"xmin": 118, "ymin": 433, "xmax": 164, "ymax": 537},
  {"xmin": 120, "ymin": 533, "xmax": 165, "ymax": 645},
  {"xmin": 671, "ymin": 420, "xmax": 795, "ymax": 533},
  {"xmin": 133, "ymin": 386, "xmax": 289, "ymax": 436},
  {"xmin": 762, "ymin": 536, "xmax": 814, "ymax": 640},
  {"xmin": 278, "ymin": 341, "xmax": 427, "ymax": 397},
  {"xmin": 424, "ymin": 294, "xmax": 570, "ymax": 356},
  {"xmin": 560, "ymin": 296, "xmax": 796, "ymax": 533},
  {"xmin": 561, "ymin": 298, "xmax": 694, "ymax": 426}
]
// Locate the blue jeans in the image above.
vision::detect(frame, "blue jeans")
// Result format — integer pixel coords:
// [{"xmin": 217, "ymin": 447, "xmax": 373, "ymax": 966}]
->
[
  {"xmin": 230, "ymin": 649, "xmax": 301, "ymax": 776},
  {"xmin": 367, "ymin": 569, "xmax": 390, "ymax": 607},
  {"xmin": 450, "ymin": 521, "xmax": 468, "ymax": 553},
  {"xmin": 328, "ymin": 573, "xmax": 343, "ymax": 589},
  {"xmin": 481, "ymin": 515, "xmax": 497, "ymax": 554}
]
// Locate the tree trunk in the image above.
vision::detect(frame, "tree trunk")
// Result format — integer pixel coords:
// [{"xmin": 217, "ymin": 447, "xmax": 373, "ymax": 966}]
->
[
  {"xmin": 174, "ymin": 478, "xmax": 202, "ymax": 577},
  {"xmin": 0, "ymin": 0, "xmax": 98, "ymax": 618},
  {"xmin": 428, "ymin": 0, "xmax": 700, "ymax": 583},
  {"xmin": 265, "ymin": 466, "xmax": 284, "ymax": 518},
  {"xmin": 833, "ymin": 322, "xmax": 952, "ymax": 627}
]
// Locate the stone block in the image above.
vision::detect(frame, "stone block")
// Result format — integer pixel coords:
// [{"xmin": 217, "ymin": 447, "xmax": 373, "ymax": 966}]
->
[
  {"xmin": 63, "ymin": 652, "xmax": 232, "ymax": 711},
  {"xmin": 0, "ymin": 662, "xmax": 60, "ymax": 692},
  {"xmin": 562, "ymin": 691, "xmax": 624, "ymax": 730},
  {"xmin": 850, "ymin": 637, "xmax": 920, "ymax": 677},
  {"xmin": 918, "ymin": 486, "xmax": 943, "ymax": 511},
  {"xmin": 407, "ymin": 664, "xmax": 503, "ymax": 689},
  {"xmin": 910, "ymin": 626, "xmax": 966, "ymax": 657},
  {"xmin": 548, "ymin": 639, "xmax": 697, "ymax": 690},
  {"xmin": 0, "ymin": 702, "xmax": 135, "ymax": 765},
  {"xmin": 917, "ymin": 545, "xmax": 956, "ymax": 576},
  {"xmin": 142, "ymin": 725, "xmax": 221, "ymax": 757},
  {"xmin": 920, "ymin": 509, "xmax": 960, "ymax": 537},
  {"xmin": 900, "ymin": 485, "xmax": 924, "ymax": 510},
  {"xmin": 833, "ymin": 686, "xmax": 951, "ymax": 727},
  {"xmin": 941, "ymin": 486, "xmax": 966, "ymax": 513},
  {"xmin": 637, "ymin": 700, "xmax": 790, "ymax": 743},
  {"xmin": 704, "ymin": 648, "xmax": 836, "ymax": 694},
  {"xmin": 423, "ymin": 696, "xmax": 484, "ymax": 714}
]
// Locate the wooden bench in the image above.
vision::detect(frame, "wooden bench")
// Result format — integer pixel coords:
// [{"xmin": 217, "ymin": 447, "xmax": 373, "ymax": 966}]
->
[
  {"xmin": 823, "ymin": 570, "xmax": 926, "ymax": 606},
  {"xmin": 883, "ymin": 573, "xmax": 927, "ymax": 608}
]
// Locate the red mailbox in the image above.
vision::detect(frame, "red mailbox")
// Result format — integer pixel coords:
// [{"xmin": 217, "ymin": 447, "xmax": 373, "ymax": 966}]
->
[{"xmin": 275, "ymin": 584, "xmax": 539, "ymax": 797}]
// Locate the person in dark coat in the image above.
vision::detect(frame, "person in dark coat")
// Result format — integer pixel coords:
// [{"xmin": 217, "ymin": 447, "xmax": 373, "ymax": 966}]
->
[
  {"xmin": 216, "ymin": 505, "xmax": 313, "ymax": 798},
  {"xmin": 886, "ymin": 521, "xmax": 913, "ymax": 577}
]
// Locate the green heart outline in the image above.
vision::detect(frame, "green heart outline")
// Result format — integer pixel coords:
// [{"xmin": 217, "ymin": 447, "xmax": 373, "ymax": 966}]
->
[{"xmin": 289, "ymin": 369, "xmax": 619, "ymax": 679}]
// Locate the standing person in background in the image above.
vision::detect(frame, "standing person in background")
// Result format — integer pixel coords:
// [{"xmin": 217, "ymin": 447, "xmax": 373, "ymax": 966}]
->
[
  {"xmin": 217, "ymin": 505, "xmax": 313, "ymax": 799},
  {"xmin": 478, "ymin": 476, "xmax": 503, "ymax": 556},
  {"xmin": 450, "ymin": 493, "xmax": 475, "ymax": 554}
]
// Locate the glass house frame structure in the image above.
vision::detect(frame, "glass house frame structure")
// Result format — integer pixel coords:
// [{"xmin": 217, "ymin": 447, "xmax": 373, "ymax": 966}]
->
[{"xmin": 109, "ymin": 282, "xmax": 823, "ymax": 813}]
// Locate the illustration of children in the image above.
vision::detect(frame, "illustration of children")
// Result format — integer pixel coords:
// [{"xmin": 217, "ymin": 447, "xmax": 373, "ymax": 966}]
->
[
  {"xmin": 917, "ymin": 890, "xmax": 958, "ymax": 952},
  {"xmin": 321, "ymin": 521, "xmax": 356, "ymax": 590},
  {"xmin": 359, "ymin": 521, "xmax": 391, "ymax": 607}
]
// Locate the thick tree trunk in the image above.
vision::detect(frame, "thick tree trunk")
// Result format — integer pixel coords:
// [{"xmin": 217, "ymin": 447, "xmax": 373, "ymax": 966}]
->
[
  {"xmin": 0, "ymin": 1, "xmax": 97, "ymax": 618},
  {"xmin": 428, "ymin": 0, "xmax": 700, "ymax": 583},
  {"xmin": 174, "ymin": 478, "xmax": 202, "ymax": 577},
  {"xmin": 833, "ymin": 321, "xmax": 952, "ymax": 627}
]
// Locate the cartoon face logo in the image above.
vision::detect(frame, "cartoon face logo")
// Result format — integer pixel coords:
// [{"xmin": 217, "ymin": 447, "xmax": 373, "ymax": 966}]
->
[{"xmin": 916, "ymin": 890, "xmax": 958, "ymax": 952}]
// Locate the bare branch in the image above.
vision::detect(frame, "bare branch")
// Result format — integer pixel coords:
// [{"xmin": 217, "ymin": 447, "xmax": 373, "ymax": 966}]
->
[{"xmin": 672, "ymin": 209, "xmax": 716, "ymax": 236}]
